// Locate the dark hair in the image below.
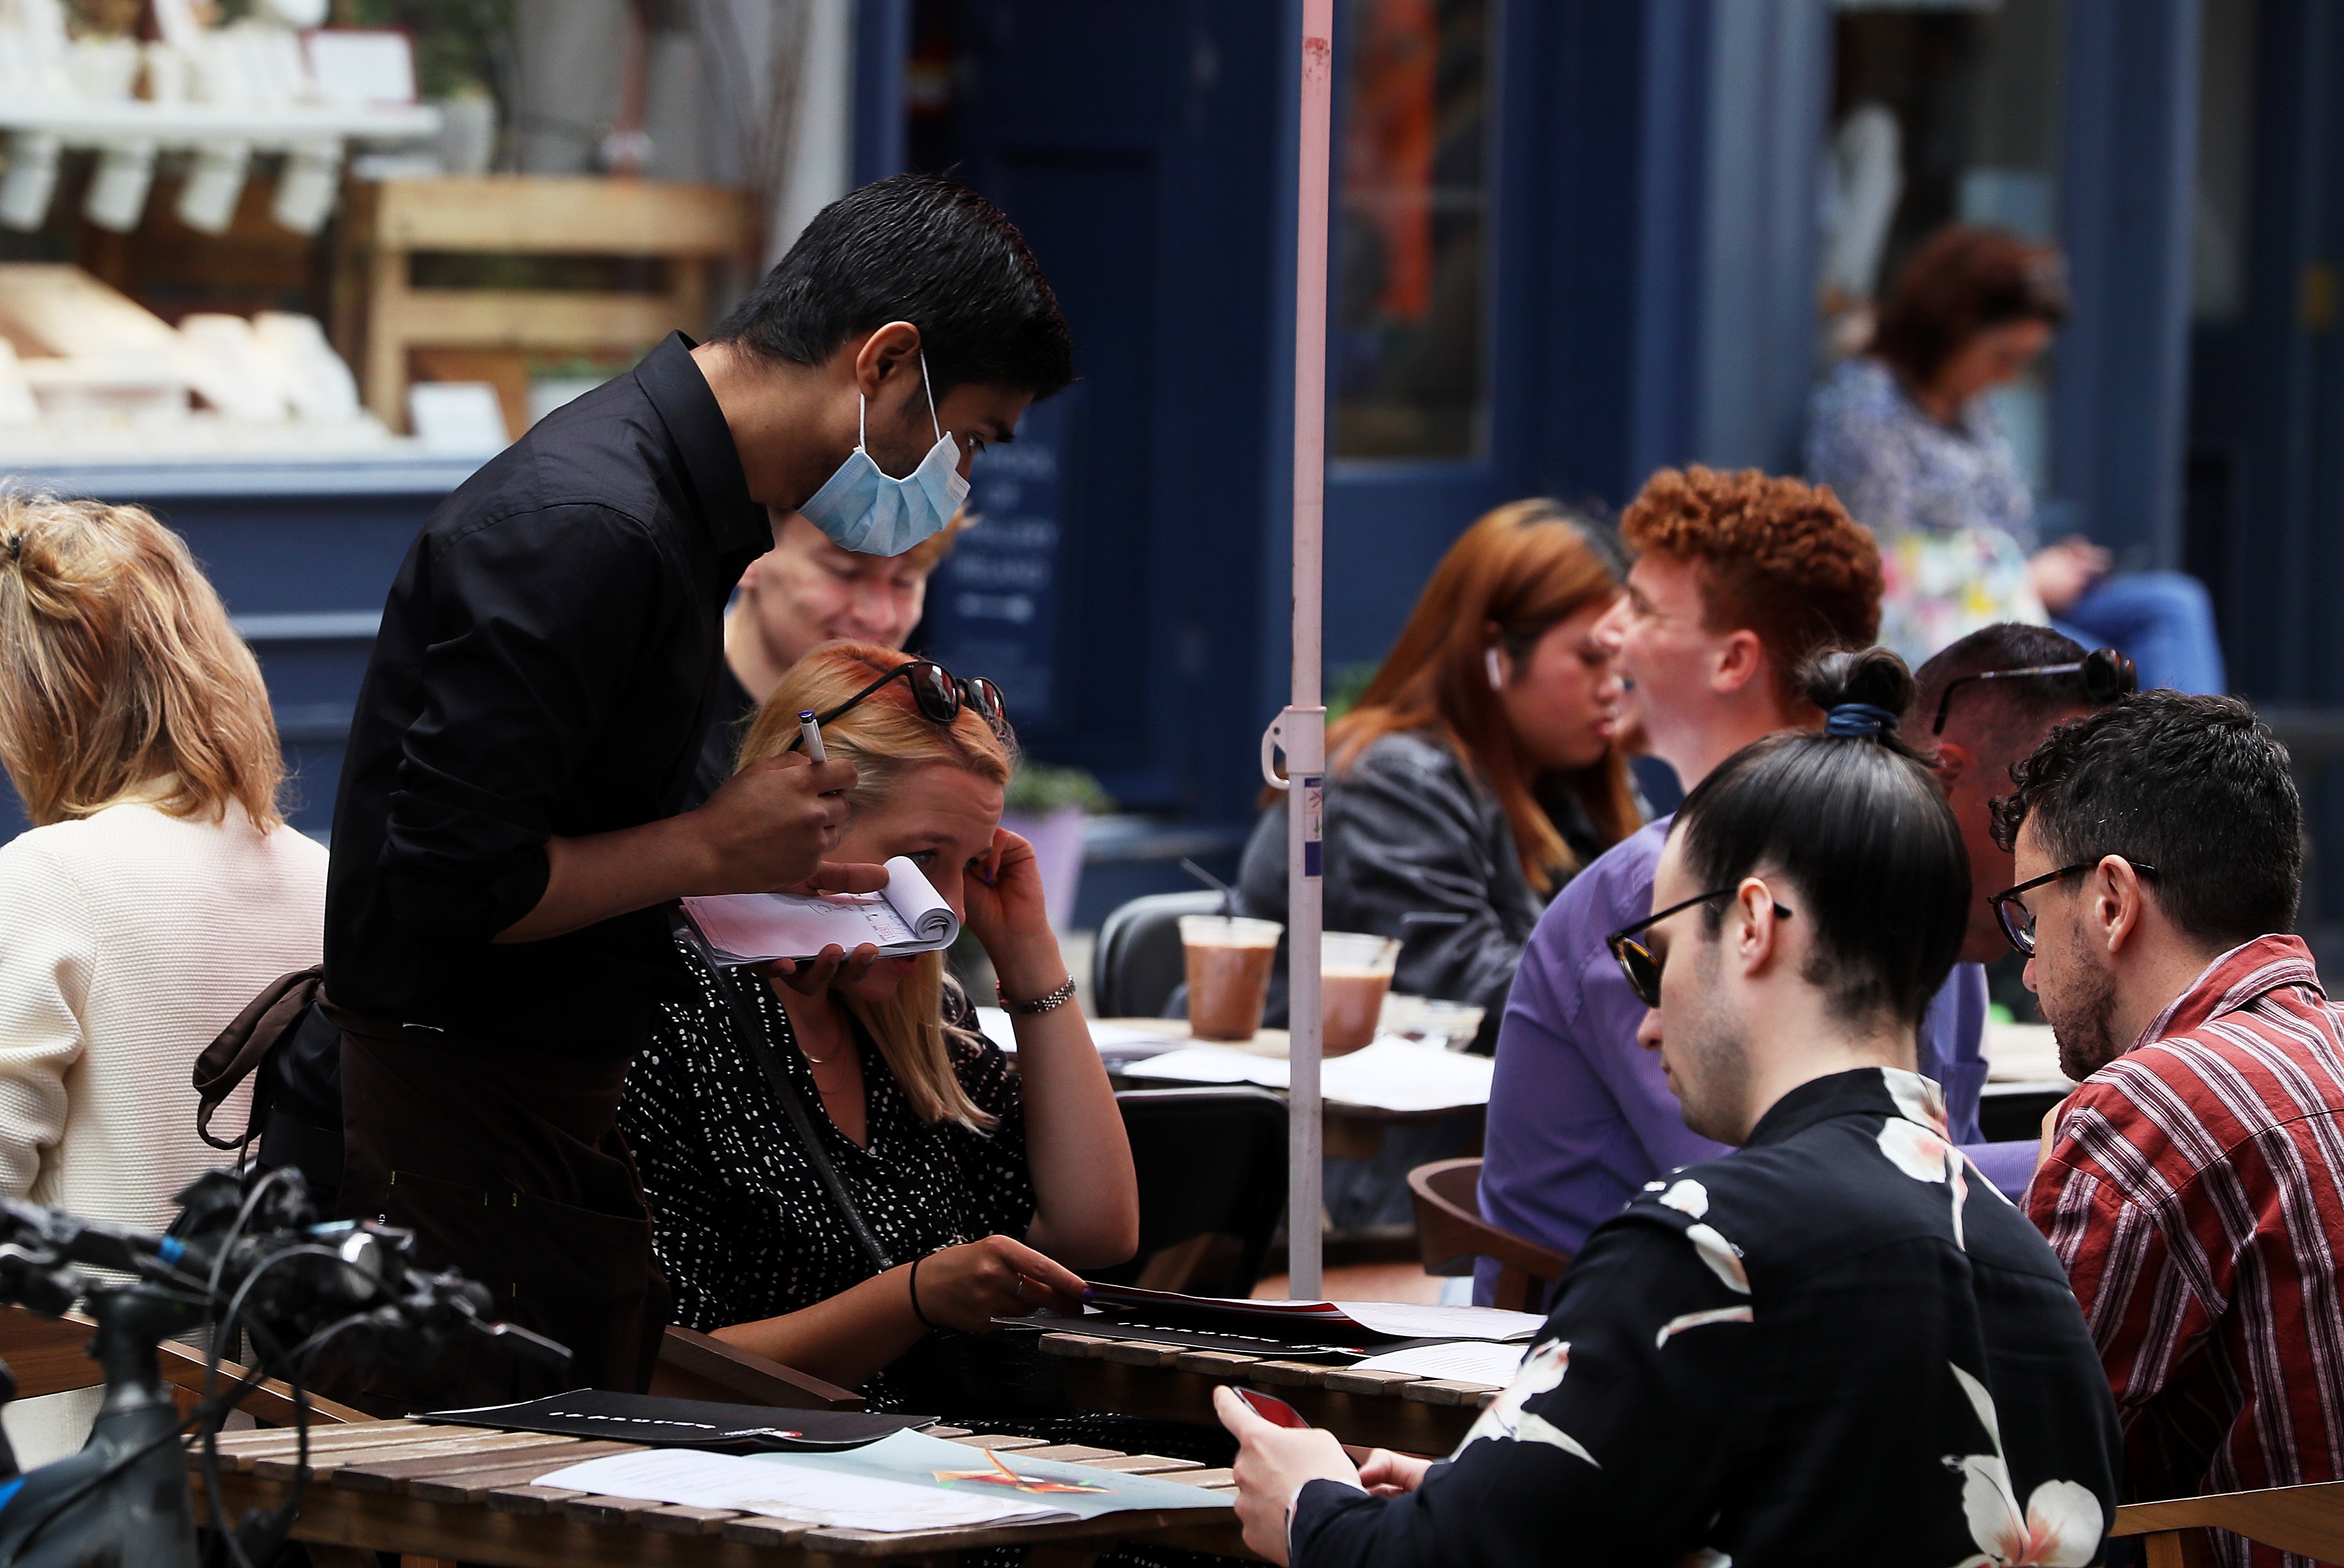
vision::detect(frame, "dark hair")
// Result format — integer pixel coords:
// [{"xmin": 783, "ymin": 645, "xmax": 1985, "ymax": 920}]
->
[
  {"xmin": 1909, "ymin": 623, "xmax": 2094, "ymax": 750},
  {"xmin": 1872, "ymin": 226, "xmax": 2070, "ymax": 389},
  {"xmin": 1990, "ymin": 693, "xmax": 2301, "ymax": 950},
  {"xmin": 1675, "ymin": 647, "xmax": 1968, "ymax": 1027},
  {"xmin": 712, "ymin": 173, "xmax": 1074, "ymax": 400},
  {"xmin": 1620, "ymin": 466, "xmax": 1883, "ymax": 715}
]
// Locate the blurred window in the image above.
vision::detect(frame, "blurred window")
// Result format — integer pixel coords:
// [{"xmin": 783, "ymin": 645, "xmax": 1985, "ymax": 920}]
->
[
  {"xmin": 1332, "ymin": 0, "xmax": 1494, "ymax": 462},
  {"xmin": 1829, "ymin": 0, "xmax": 2065, "ymax": 497}
]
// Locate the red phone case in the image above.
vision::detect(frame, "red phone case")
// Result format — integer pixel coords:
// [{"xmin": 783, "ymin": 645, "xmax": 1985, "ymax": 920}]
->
[{"xmin": 1237, "ymin": 1387, "xmax": 1311, "ymax": 1429}]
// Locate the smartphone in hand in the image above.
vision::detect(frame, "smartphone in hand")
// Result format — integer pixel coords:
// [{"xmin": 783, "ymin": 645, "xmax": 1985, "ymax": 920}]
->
[{"xmin": 1236, "ymin": 1388, "xmax": 1311, "ymax": 1429}]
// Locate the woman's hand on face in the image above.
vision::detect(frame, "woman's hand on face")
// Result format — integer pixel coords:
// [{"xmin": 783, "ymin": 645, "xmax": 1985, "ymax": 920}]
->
[
  {"xmin": 961, "ymin": 829, "xmax": 1064, "ymax": 994},
  {"xmin": 909, "ymin": 1235, "xmax": 1087, "ymax": 1333}
]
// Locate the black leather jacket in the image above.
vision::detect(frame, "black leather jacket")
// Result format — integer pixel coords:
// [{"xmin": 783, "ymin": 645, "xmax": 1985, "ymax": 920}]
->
[{"xmin": 1235, "ymin": 730, "xmax": 1620, "ymax": 1051}]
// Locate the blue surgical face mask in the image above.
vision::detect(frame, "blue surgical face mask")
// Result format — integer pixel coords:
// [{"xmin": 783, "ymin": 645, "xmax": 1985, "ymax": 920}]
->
[{"xmin": 797, "ymin": 350, "xmax": 971, "ymax": 556}]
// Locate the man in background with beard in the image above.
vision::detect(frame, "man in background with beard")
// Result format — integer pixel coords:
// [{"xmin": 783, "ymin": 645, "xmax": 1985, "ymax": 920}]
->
[{"xmin": 1997, "ymin": 692, "xmax": 2344, "ymax": 1568}]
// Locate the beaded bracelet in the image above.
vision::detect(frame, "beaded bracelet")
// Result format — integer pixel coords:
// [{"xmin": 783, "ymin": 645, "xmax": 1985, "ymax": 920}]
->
[{"xmin": 997, "ymin": 975, "xmax": 1077, "ymax": 1015}]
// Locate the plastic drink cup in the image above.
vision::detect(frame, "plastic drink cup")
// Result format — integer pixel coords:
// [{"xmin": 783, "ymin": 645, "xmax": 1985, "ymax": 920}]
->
[
  {"xmin": 1180, "ymin": 915, "xmax": 1283, "ymax": 1041},
  {"xmin": 1320, "ymin": 931, "xmax": 1401, "ymax": 1056}
]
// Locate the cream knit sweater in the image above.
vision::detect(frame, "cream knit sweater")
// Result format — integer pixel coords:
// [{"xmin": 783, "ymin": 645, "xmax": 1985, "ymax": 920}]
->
[{"xmin": 0, "ymin": 796, "xmax": 327, "ymax": 1224}]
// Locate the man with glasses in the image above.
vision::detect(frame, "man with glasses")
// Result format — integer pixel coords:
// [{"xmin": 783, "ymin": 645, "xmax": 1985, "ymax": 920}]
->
[
  {"xmin": 1993, "ymin": 693, "xmax": 2344, "ymax": 1565},
  {"xmin": 1899, "ymin": 625, "xmax": 2137, "ymax": 1199}
]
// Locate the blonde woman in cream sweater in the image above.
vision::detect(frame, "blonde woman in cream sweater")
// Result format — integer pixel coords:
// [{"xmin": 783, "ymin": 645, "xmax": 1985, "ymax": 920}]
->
[{"xmin": 0, "ymin": 495, "xmax": 325, "ymax": 1462}]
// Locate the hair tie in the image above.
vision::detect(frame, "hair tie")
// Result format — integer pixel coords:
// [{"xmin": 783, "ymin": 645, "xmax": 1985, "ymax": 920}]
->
[
  {"xmin": 6, "ymin": 535, "xmax": 21, "ymax": 563},
  {"xmin": 1825, "ymin": 702, "xmax": 1898, "ymax": 739}
]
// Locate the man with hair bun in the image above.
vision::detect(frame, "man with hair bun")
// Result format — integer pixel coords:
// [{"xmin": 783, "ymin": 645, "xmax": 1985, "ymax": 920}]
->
[
  {"xmin": 1900, "ymin": 622, "xmax": 2138, "ymax": 1199},
  {"xmin": 1477, "ymin": 465, "xmax": 1891, "ymax": 1288},
  {"xmin": 1218, "ymin": 648, "xmax": 2120, "ymax": 1568},
  {"xmin": 1995, "ymin": 693, "xmax": 2344, "ymax": 1567}
]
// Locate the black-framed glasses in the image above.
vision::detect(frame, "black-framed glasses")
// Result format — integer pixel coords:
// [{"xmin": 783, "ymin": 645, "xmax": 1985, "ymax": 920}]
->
[
  {"xmin": 1930, "ymin": 646, "xmax": 2138, "ymax": 735},
  {"xmin": 1606, "ymin": 886, "xmax": 1794, "ymax": 1009},
  {"xmin": 788, "ymin": 659, "xmax": 1009, "ymax": 751},
  {"xmin": 1988, "ymin": 859, "xmax": 2160, "ymax": 956}
]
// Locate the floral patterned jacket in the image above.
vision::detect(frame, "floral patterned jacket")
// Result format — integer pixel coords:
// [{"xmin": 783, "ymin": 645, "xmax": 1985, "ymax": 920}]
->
[{"xmin": 1292, "ymin": 1067, "xmax": 2123, "ymax": 1567}]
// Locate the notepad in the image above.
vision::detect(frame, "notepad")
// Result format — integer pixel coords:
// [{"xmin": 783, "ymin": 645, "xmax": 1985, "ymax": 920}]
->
[{"xmin": 682, "ymin": 855, "xmax": 960, "ymax": 964}]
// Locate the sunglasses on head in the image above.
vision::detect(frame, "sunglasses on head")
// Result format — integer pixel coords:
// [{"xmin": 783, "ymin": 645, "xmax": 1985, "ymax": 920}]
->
[
  {"xmin": 788, "ymin": 659, "xmax": 1009, "ymax": 751},
  {"xmin": 1930, "ymin": 646, "xmax": 2137, "ymax": 736},
  {"xmin": 1606, "ymin": 885, "xmax": 1794, "ymax": 1009}
]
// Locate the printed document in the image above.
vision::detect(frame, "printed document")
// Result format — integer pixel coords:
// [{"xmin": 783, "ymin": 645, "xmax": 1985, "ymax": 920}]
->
[{"xmin": 683, "ymin": 855, "xmax": 959, "ymax": 963}]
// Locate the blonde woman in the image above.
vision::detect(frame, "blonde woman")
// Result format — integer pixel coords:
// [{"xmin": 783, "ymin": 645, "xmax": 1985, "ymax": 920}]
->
[
  {"xmin": 0, "ymin": 496, "xmax": 325, "ymax": 1458},
  {"xmin": 621, "ymin": 642, "xmax": 1136, "ymax": 1417}
]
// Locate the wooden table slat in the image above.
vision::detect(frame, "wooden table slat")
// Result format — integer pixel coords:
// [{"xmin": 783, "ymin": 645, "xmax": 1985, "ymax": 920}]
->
[
  {"xmin": 1096, "ymin": 1340, "xmax": 1184, "ymax": 1368},
  {"xmin": 1182, "ymin": 1469, "xmax": 1237, "ymax": 1490},
  {"xmin": 252, "ymin": 1429, "xmax": 577, "ymax": 1481},
  {"xmin": 558, "ymin": 1491, "xmax": 672, "ymax": 1525},
  {"xmin": 204, "ymin": 1419, "xmax": 421, "ymax": 1454},
  {"xmin": 1322, "ymin": 1368, "xmax": 1420, "ymax": 1397},
  {"xmin": 397, "ymin": 1442, "xmax": 644, "ymax": 1503},
  {"xmin": 482, "ymin": 1483, "xmax": 585, "ymax": 1515},
  {"xmin": 1077, "ymin": 1454, "xmax": 1202, "ymax": 1474},
  {"xmin": 946, "ymin": 1433, "xmax": 1053, "ymax": 1450},
  {"xmin": 332, "ymin": 1437, "xmax": 587, "ymax": 1493},
  {"xmin": 1036, "ymin": 1333, "xmax": 1112, "ymax": 1360},
  {"xmin": 923, "ymin": 1425, "xmax": 972, "ymax": 1437},
  {"xmin": 1247, "ymin": 1361, "xmax": 1331, "ymax": 1387},
  {"xmin": 720, "ymin": 1514, "xmax": 813, "ymax": 1547},
  {"xmin": 636, "ymin": 1503, "xmax": 743, "ymax": 1534},
  {"xmin": 1010, "ymin": 1444, "xmax": 1121, "ymax": 1462},
  {"xmin": 1171, "ymin": 1351, "xmax": 1259, "ymax": 1378},
  {"xmin": 1398, "ymin": 1379, "xmax": 1499, "ymax": 1407}
]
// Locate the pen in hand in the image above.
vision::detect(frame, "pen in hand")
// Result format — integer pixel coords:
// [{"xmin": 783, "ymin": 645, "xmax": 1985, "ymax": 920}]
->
[{"xmin": 798, "ymin": 710, "xmax": 827, "ymax": 764}]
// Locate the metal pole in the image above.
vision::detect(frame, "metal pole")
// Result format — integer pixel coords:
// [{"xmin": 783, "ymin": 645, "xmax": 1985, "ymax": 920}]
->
[{"xmin": 1276, "ymin": 0, "xmax": 1333, "ymax": 1300}]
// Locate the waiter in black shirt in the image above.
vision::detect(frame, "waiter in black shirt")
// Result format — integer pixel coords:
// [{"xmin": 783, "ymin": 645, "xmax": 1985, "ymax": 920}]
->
[{"xmin": 314, "ymin": 174, "xmax": 1073, "ymax": 1410}]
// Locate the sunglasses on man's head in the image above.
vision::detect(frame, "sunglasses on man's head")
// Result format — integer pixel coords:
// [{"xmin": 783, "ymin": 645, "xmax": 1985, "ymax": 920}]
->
[
  {"xmin": 1606, "ymin": 886, "xmax": 1794, "ymax": 1009},
  {"xmin": 788, "ymin": 659, "xmax": 1009, "ymax": 750},
  {"xmin": 1930, "ymin": 646, "xmax": 2137, "ymax": 736}
]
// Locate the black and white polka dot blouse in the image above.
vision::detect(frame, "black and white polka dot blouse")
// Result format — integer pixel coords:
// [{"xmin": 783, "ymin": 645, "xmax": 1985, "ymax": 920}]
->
[{"xmin": 619, "ymin": 936, "xmax": 1034, "ymax": 1350}]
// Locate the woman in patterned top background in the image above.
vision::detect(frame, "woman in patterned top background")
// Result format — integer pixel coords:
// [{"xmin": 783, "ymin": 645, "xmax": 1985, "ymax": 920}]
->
[
  {"xmin": 1807, "ymin": 225, "xmax": 2225, "ymax": 695},
  {"xmin": 620, "ymin": 641, "xmax": 1137, "ymax": 1415}
]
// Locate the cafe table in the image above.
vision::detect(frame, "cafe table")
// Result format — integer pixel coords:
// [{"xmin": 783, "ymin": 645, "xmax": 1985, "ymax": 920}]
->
[
  {"xmin": 1087, "ymin": 1018, "xmax": 1492, "ymax": 1160},
  {"xmin": 186, "ymin": 1418, "xmax": 1244, "ymax": 1566}
]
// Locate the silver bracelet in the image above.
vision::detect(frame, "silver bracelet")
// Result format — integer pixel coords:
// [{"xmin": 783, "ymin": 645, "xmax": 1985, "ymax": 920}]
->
[{"xmin": 997, "ymin": 975, "xmax": 1077, "ymax": 1015}]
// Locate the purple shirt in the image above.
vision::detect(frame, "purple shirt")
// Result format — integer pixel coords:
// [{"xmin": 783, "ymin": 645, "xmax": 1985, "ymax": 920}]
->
[{"xmin": 1475, "ymin": 817, "xmax": 2029, "ymax": 1304}]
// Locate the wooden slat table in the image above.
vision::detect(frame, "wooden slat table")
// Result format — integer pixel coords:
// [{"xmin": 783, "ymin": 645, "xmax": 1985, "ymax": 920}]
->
[
  {"xmin": 186, "ymin": 1418, "xmax": 1245, "ymax": 1565},
  {"xmin": 1037, "ymin": 1331, "xmax": 1499, "ymax": 1456}
]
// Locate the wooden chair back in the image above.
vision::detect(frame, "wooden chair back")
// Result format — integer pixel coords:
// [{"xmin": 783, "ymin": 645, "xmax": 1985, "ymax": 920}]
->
[
  {"xmin": 2113, "ymin": 1479, "xmax": 2344, "ymax": 1568},
  {"xmin": 1407, "ymin": 1157, "xmax": 1570, "ymax": 1314},
  {"xmin": 0, "ymin": 1301, "xmax": 363, "ymax": 1426},
  {"xmin": 647, "ymin": 1325, "xmax": 863, "ymax": 1411}
]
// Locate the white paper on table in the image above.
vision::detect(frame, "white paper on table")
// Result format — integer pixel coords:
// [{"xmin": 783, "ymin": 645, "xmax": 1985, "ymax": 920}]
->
[
  {"xmin": 1119, "ymin": 1038, "xmax": 1494, "ymax": 1113},
  {"xmin": 1330, "ymin": 1301, "xmax": 1546, "ymax": 1342},
  {"xmin": 682, "ymin": 855, "xmax": 959, "ymax": 964},
  {"xmin": 976, "ymin": 1008, "xmax": 1178, "ymax": 1062},
  {"xmin": 534, "ymin": 1447, "xmax": 1068, "ymax": 1531},
  {"xmin": 1352, "ymin": 1340, "xmax": 1527, "ymax": 1385}
]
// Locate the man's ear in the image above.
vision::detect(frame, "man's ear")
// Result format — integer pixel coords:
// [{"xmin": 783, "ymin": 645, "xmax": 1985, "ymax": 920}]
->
[
  {"xmin": 850, "ymin": 321, "xmax": 924, "ymax": 398},
  {"xmin": 1733, "ymin": 877, "xmax": 1788, "ymax": 976},
  {"xmin": 1711, "ymin": 628, "xmax": 1767, "ymax": 697},
  {"xmin": 2091, "ymin": 855, "xmax": 2148, "ymax": 956},
  {"xmin": 1930, "ymin": 740, "xmax": 1972, "ymax": 792}
]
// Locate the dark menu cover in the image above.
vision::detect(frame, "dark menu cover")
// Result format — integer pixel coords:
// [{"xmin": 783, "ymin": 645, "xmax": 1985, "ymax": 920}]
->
[{"xmin": 421, "ymin": 1389, "xmax": 932, "ymax": 1451}]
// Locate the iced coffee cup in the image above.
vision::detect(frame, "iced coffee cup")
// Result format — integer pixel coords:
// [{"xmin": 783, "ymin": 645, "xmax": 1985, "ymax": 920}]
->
[
  {"xmin": 1180, "ymin": 915, "xmax": 1283, "ymax": 1042},
  {"xmin": 1320, "ymin": 931, "xmax": 1401, "ymax": 1055}
]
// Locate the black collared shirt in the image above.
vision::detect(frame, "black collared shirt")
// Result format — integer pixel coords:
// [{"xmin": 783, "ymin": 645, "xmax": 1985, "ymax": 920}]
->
[
  {"xmin": 325, "ymin": 334, "xmax": 771, "ymax": 1058},
  {"xmin": 688, "ymin": 660, "xmax": 760, "ymax": 809},
  {"xmin": 1293, "ymin": 1066, "xmax": 2123, "ymax": 1567}
]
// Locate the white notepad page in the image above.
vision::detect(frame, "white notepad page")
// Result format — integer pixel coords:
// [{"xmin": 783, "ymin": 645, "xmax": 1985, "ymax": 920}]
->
[{"xmin": 682, "ymin": 855, "xmax": 960, "ymax": 964}]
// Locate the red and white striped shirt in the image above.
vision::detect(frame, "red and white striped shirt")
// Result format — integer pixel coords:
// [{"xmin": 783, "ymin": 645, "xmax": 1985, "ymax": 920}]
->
[{"xmin": 2029, "ymin": 934, "xmax": 2344, "ymax": 1568}]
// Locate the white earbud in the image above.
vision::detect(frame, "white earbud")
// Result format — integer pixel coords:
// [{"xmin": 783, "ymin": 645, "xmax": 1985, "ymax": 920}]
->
[{"xmin": 1485, "ymin": 646, "xmax": 1506, "ymax": 691}]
